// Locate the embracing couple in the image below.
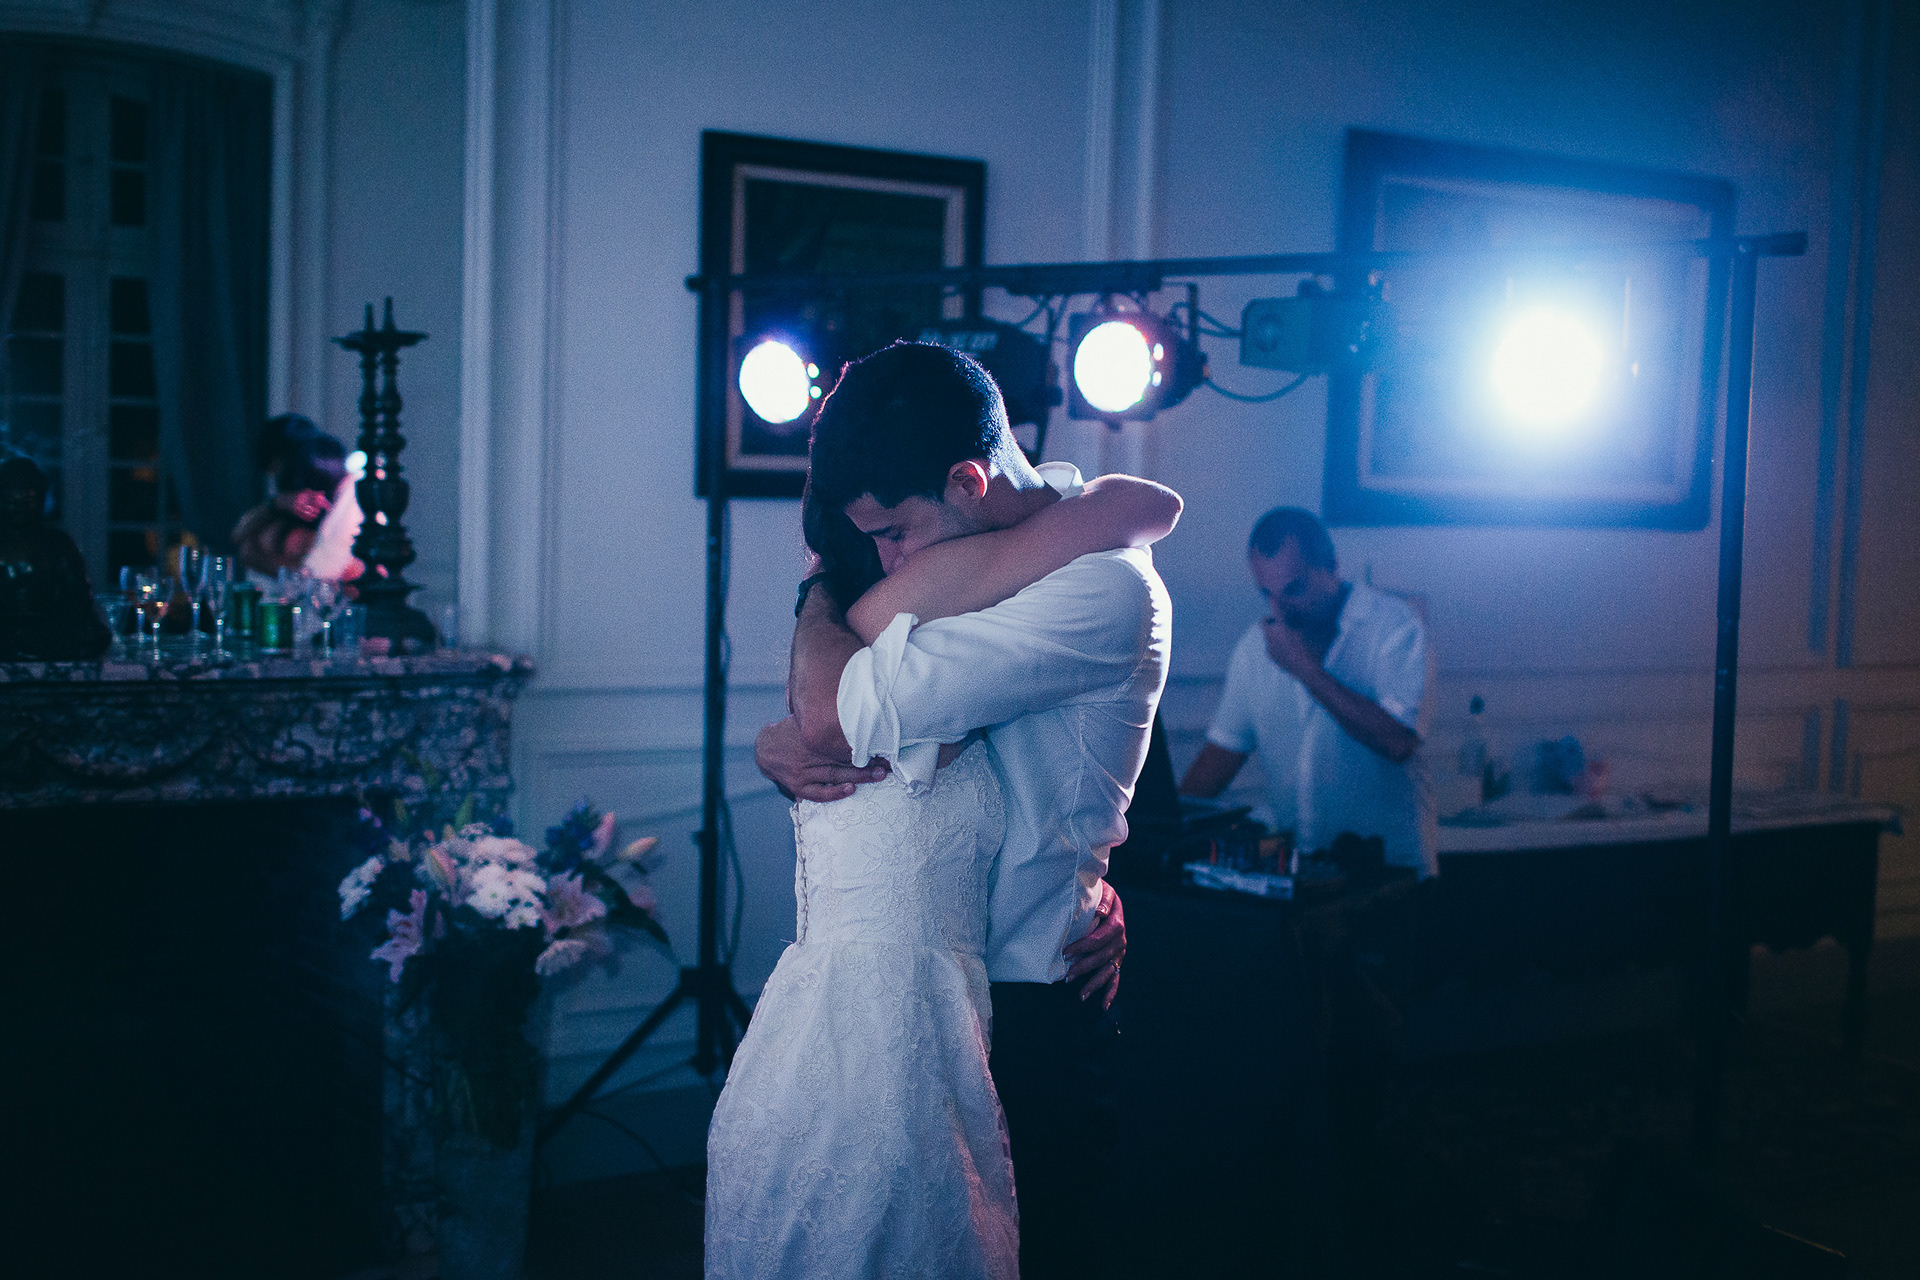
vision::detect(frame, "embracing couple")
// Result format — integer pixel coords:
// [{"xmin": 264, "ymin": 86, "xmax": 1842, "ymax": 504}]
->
[{"xmin": 705, "ymin": 341, "xmax": 1179, "ymax": 1278}]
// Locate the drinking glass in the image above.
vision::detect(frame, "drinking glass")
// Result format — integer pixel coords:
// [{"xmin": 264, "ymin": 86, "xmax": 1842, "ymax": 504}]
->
[
  {"xmin": 333, "ymin": 603, "xmax": 366, "ymax": 655},
  {"xmin": 198, "ymin": 556, "xmax": 233, "ymax": 654},
  {"xmin": 178, "ymin": 545, "xmax": 204, "ymax": 596},
  {"xmin": 132, "ymin": 572, "xmax": 170, "ymax": 652},
  {"xmin": 308, "ymin": 577, "xmax": 341, "ymax": 655},
  {"xmin": 179, "ymin": 548, "xmax": 206, "ymax": 649},
  {"xmin": 94, "ymin": 592, "xmax": 134, "ymax": 657}
]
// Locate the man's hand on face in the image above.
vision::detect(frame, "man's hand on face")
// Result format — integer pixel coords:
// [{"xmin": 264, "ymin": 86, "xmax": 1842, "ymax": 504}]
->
[
  {"xmin": 1261, "ymin": 614, "xmax": 1322, "ymax": 680},
  {"xmin": 754, "ymin": 715, "xmax": 889, "ymax": 803},
  {"xmin": 1063, "ymin": 881, "xmax": 1126, "ymax": 1010}
]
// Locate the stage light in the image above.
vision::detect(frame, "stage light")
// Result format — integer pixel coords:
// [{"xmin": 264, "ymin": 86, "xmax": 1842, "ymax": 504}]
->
[
  {"xmin": 1074, "ymin": 320, "xmax": 1153, "ymax": 413},
  {"xmin": 1488, "ymin": 306, "xmax": 1605, "ymax": 429},
  {"xmin": 1066, "ymin": 310, "xmax": 1205, "ymax": 422},
  {"xmin": 1239, "ymin": 279, "xmax": 1381, "ymax": 375},
  {"xmin": 738, "ymin": 338, "xmax": 817, "ymax": 424}
]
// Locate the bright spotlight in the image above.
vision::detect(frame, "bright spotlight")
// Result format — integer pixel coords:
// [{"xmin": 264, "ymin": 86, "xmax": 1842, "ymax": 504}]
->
[
  {"xmin": 1489, "ymin": 307, "xmax": 1605, "ymax": 428},
  {"xmin": 1066, "ymin": 310, "xmax": 1205, "ymax": 422},
  {"xmin": 738, "ymin": 339, "xmax": 815, "ymax": 424},
  {"xmin": 1074, "ymin": 320, "xmax": 1155, "ymax": 414}
]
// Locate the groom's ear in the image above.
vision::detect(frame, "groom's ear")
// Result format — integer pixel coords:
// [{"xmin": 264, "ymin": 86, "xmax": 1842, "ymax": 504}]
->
[{"xmin": 944, "ymin": 459, "xmax": 991, "ymax": 505}]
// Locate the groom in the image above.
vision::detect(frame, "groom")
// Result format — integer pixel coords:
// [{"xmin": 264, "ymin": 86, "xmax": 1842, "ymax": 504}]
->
[{"xmin": 755, "ymin": 342, "xmax": 1171, "ymax": 1278}]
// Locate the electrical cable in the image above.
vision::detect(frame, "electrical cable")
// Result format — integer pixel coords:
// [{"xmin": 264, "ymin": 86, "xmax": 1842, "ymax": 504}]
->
[
  {"xmin": 593, "ymin": 1056, "xmax": 706, "ymax": 1103},
  {"xmin": 721, "ymin": 793, "xmax": 745, "ymax": 965},
  {"xmin": 1009, "ymin": 296, "xmax": 1051, "ymax": 331},
  {"xmin": 575, "ymin": 1107, "xmax": 707, "ymax": 1205},
  {"xmin": 1202, "ymin": 372, "xmax": 1312, "ymax": 404}
]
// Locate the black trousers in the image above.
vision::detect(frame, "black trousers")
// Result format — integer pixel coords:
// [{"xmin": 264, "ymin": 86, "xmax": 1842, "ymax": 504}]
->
[{"xmin": 988, "ymin": 979, "xmax": 1122, "ymax": 1280}]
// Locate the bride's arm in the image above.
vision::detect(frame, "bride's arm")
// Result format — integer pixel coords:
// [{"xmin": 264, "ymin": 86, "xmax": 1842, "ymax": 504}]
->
[{"xmin": 845, "ymin": 474, "xmax": 1181, "ymax": 643}]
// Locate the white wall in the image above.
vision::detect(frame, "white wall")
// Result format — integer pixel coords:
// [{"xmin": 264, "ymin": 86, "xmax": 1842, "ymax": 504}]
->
[
  {"xmin": 325, "ymin": 0, "xmax": 467, "ymax": 613},
  {"xmin": 464, "ymin": 0, "xmax": 1919, "ymax": 1179}
]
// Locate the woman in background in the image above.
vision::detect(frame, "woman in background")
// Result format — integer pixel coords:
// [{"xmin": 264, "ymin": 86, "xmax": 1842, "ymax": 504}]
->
[{"xmin": 231, "ymin": 416, "xmax": 364, "ymax": 582}]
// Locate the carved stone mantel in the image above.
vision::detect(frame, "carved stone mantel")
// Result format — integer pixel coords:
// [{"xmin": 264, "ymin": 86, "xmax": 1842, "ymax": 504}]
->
[
  {"xmin": 3, "ymin": 646, "xmax": 534, "ymax": 1267},
  {"xmin": 0, "ymin": 648, "xmax": 532, "ymax": 810}
]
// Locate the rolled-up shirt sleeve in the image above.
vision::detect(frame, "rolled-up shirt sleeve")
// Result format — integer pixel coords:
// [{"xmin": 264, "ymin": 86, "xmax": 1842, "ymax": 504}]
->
[
  {"xmin": 838, "ymin": 552, "xmax": 1157, "ymax": 793},
  {"xmin": 1372, "ymin": 616, "xmax": 1428, "ymax": 731}
]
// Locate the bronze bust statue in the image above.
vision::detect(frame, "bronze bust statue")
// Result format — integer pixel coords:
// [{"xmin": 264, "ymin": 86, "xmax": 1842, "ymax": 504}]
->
[{"xmin": 0, "ymin": 457, "xmax": 112, "ymax": 661}]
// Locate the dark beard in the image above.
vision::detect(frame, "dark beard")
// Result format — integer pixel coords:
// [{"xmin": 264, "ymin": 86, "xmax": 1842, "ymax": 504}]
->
[{"xmin": 1284, "ymin": 583, "xmax": 1351, "ymax": 658}]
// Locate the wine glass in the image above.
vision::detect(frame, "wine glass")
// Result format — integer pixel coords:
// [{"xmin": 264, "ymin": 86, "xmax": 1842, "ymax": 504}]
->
[
  {"xmin": 179, "ymin": 547, "xmax": 206, "ymax": 650},
  {"xmin": 198, "ymin": 556, "xmax": 233, "ymax": 654},
  {"xmin": 132, "ymin": 571, "xmax": 169, "ymax": 652}
]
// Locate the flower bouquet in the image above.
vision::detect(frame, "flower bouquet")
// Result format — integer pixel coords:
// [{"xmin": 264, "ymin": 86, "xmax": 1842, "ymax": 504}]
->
[{"xmin": 339, "ymin": 793, "xmax": 667, "ymax": 1150}]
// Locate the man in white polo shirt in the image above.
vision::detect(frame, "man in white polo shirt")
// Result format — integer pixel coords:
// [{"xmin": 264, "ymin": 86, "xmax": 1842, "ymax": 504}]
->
[{"xmin": 1181, "ymin": 506, "xmax": 1436, "ymax": 877}]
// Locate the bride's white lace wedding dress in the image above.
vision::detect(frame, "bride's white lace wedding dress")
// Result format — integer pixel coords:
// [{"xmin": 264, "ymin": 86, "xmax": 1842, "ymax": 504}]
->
[{"xmin": 704, "ymin": 740, "xmax": 1019, "ymax": 1279}]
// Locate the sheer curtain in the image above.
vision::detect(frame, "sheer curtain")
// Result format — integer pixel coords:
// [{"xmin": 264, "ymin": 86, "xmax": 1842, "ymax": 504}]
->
[
  {"xmin": 148, "ymin": 59, "xmax": 272, "ymax": 553},
  {"xmin": 0, "ymin": 44, "xmax": 43, "ymax": 395}
]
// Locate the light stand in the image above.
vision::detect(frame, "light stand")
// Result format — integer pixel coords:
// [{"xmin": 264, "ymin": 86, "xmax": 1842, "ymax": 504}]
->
[
  {"xmin": 537, "ymin": 287, "xmax": 754, "ymax": 1146},
  {"xmin": 1690, "ymin": 238, "xmax": 1766, "ymax": 1166}
]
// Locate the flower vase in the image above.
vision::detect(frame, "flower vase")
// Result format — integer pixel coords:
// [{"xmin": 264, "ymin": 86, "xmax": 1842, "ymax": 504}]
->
[{"xmin": 434, "ymin": 1114, "xmax": 534, "ymax": 1280}]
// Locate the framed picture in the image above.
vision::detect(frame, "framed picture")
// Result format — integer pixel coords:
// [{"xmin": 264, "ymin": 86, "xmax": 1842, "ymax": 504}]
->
[
  {"xmin": 1325, "ymin": 129, "xmax": 1734, "ymax": 529},
  {"xmin": 696, "ymin": 131, "xmax": 985, "ymax": 498}
]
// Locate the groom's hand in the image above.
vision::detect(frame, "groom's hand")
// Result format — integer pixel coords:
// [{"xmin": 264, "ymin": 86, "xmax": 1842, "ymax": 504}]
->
[
  {"xmin": 1064, "ymin": 880, "xmax": 1126, "ymax": 1010},
  {"xmin": 755, "ymin": 716, "xmax": 889, "ymax": 802}
]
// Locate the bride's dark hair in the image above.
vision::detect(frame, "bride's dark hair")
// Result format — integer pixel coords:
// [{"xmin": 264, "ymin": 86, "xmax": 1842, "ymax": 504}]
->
[{"xmin": 801, "ymin": 472, "xmax": 884, "ymax": 613}]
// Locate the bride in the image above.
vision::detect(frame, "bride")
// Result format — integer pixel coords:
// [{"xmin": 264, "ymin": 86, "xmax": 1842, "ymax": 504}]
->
[{"xmin": 704, "ymin": 469, "xmax": 1181, "ymax": 1279}]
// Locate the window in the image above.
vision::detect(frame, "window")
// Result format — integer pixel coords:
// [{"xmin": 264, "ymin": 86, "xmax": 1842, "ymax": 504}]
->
[
  {"xmin": 3, "ymin": 69, "xmax": 175, "ymax": 582},
  {"xmin": 3, "ymin": 45, "xmax": 268, "ymax": 588}
]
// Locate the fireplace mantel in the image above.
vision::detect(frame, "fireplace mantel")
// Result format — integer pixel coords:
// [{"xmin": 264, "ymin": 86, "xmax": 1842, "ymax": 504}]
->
[{"xmin": 0, "ymin": 649, "xmax": 533, "ymax": 810}]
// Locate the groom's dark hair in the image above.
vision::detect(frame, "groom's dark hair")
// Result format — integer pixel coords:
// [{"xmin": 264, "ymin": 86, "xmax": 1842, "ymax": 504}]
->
[{"xmin": 806, "ymin": 341, "xmax": 1021, "ymax": 512}]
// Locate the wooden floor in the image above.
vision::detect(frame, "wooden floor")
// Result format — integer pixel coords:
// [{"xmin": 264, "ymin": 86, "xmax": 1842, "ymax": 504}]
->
[{"xmin": 521, "ymin": 938, "xmax": 1919, "ymax": 1279}]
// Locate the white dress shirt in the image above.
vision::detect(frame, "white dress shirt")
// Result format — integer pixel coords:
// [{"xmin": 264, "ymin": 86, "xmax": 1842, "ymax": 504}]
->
[
  {"xmin": 837, "ymin": 464, "xmax": 1173, "ymax": 984},
  {"xmin": 1206, "ymin": 582, "xmax": 1436, "ymax": 877}
]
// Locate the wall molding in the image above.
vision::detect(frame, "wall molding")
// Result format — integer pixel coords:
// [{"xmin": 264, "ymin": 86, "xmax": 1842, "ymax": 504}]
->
[
  {"xmin": 460, "ymin": 0, "xmax": 560, "ymax": 656},
  {"xmin": 457, "ymin": 0, "xmax": 496, "ymax": 646},
  {"xmin": 1810, "ymin": 0, "xmax": 1895, "ymax": 665}
]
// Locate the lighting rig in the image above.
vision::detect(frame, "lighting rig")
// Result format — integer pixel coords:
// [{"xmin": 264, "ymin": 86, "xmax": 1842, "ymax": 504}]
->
[
  {"xmin": 539, "ymin": 233, "xmax": 1807, "ymax": 1176},
  {"xmin": 729, "ymin": 261, "xmax": 1648, "ymax": 454}
]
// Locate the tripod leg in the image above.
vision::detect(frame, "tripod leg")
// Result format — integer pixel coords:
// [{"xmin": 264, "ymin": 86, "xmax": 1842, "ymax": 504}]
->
[{"xmin": 538, "ymin": 979, "xmax": 689, "ymax": 1145}]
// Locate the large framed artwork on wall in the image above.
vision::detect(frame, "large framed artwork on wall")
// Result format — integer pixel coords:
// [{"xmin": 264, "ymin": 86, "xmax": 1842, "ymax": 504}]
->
[
  {"xmin": 695, "ymin": 131, "xmax": 985, "ymax": 498},
  {"xmin": 1325, "ymin": 129, "xmax": 1734, "ymax": 529}
]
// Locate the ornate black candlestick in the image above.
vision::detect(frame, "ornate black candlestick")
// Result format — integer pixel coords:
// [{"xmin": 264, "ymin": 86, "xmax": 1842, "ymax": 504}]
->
[{"xmin": 335, "ymin": 298, "xmax": 436, "ymax": 648}]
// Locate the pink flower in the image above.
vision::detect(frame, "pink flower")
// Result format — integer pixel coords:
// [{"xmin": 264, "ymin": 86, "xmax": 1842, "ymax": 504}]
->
[
  {"xmin": 371, "ymin": 890, "xmax": 431, "ymax": 983},
  {"xmin": 422, "ymin": 844, "xmax": 461, "ymax": 897},
  {"xmin": 542, "ymin": 872, "xmax": 608, "ymax": 936},
  {"xmin": 534, "ymin": 938, "xmax": 591, "ymax": 976},
  {"xmin": 625, "ymin": 882, "xmax": 657, "ymax": 913},
  {"xmin": 587, "ymin": 812, "xmax": 618, "ymax": 861}
]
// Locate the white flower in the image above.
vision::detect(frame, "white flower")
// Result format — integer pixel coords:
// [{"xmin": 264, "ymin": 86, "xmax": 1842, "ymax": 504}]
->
[
  {"xmin": 467, "ymin": 877, "xmax": 516, "ymax": 919},
  {"xmin": 534, "ymin": 938, "xmax": 591, "ymax": 976},
  {"xmin": 465, "ymin": 861, "xmax": 546, "ymax": 922},
  {"xmin": 337, "ymin": 855, "xmax": 385, "ymax": 919},
  {"xmin": 471, "ymin": 835, "xmax": 539, "ymax": 866}
]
